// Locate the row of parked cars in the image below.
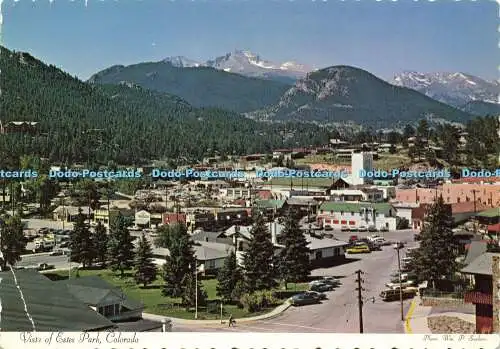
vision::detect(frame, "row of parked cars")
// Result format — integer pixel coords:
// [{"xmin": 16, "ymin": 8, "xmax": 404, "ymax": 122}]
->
[
  {"xmin": 290, "ymin": 277, "xmax": 341, "ymax": 306},
  {"xmin": 346, "ymin": 234, "xmax": 392, "ymax": 254},
  {"xmin": 380, "ymin": 247, "xmax": 419, "ymax": 301}
]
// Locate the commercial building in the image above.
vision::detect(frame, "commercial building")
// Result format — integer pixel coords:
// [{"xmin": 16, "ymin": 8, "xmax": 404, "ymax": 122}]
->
[
  {"xmin": 349, "ymin": 152, "xmax": 374, "ymax": 185},
  {"xmin": 317, "ymin": 202, "xmax": 397, "ymax": 230}
]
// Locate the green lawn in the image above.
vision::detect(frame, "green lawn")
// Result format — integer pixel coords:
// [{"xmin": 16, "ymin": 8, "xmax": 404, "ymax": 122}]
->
[{"xmin": 45, "ymin": 268, "xmax": 308, "ymax": 320}]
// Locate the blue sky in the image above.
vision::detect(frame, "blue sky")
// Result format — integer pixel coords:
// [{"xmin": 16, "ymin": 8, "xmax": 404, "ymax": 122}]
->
[{"xmin": 1, "ymin": 0, "xmax": 498, "ymax": 81}]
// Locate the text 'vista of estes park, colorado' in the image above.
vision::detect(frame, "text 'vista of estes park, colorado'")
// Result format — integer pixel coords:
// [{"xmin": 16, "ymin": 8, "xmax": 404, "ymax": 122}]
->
[{"xmin": 0, "ymin": 0, "xmax": 498, "ymax": 345}]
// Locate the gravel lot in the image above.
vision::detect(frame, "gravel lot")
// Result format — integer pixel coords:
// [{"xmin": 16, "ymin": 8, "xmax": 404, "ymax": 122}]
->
[{"xmin": 428, "ymin": 316, "xmax": 475, "ymax": 334}]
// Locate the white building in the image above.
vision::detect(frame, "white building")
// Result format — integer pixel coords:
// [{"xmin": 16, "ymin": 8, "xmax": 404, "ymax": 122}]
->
[
  {"xmin": 391, "ymin": 202, "xmax": 420, "ymax": 222},
  {"xmin": 350, "ymin": 152, "xmax": 374, "ymax": 185},
  {"xmin": 219, "ymin": 188, "xmax": 253, "ymax": 199},
  {"xmin": 317, "ymin": 202, "xmax": 397, "ymax": 231}
]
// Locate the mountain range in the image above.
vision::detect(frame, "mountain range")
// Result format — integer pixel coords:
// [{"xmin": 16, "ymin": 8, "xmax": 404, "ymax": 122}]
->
[
  {"xmin": 163, "ymin": 49, "xmax": 311, "ymax": 84},
  {"xmin": 246, "ymin": 66, "xmax": 475, "ymax": 128},
  {"xmin": 392, "ymin": 71, "xmax": 500, "ymax": 116}
]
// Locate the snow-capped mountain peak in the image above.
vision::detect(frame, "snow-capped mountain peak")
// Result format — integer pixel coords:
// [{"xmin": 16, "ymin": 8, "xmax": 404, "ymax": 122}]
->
[
  {"xmin": 392, "ymin": 71, "xmax": 500, "ymax": 108},
  {"xmin": 162, "ymin": 56, "xmax": 202, "ymax": 68}
]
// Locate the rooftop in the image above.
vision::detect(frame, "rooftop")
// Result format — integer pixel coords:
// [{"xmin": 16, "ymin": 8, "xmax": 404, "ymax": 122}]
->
[
  {"xmin": 0, "ymin": 269, "xmax": 115, "ymax": 331},
  {"xmin": 461, "ymin": 252, "xmax": 500, "ymax": 276}
]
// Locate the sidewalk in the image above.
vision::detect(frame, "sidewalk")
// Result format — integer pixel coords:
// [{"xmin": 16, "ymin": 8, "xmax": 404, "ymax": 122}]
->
[
  {"xmin": 143, "ymin": 300, "xmax": 292, "ymax": 326},
  {"xmin": 404, "ymin": 295, "xmax": 432, "ymax": 334}
]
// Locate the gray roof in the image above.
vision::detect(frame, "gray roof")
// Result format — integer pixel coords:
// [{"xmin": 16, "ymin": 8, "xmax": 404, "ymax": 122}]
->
[
  {"xmin": 194, "ymin": 241, "xmax": 234, "ymax": 260},
  {"xmin": 59, "ymin": 276, "xmax": 143, "ymax": 311},
  {"xmin": 0, "ymin": 269, "xmax": 115, "ymax": 331},
  {"xmin": 306, "ymin": 235, "xmax": 349, "ymax": 250},
  {"xmin": 191, "ymin": 230, "xmax": 224, "ymax": 242},
  {"xmin": 464, "ymin": 241, "xmax": 488, "ymax": 266},
  {"xmin": 461, "ymin": 252, "xmax": 500, "ymax": 276},
  {"xmin": 225, "ymin": 225, "xmax": 253, "ymax": 240},
  {"xmin": 153, "ymin": 242, "xmax": 234, "ymax": 261},
  {"xmin": 286, "ymin": 198, "xmax": 318, "ymax": 206}
]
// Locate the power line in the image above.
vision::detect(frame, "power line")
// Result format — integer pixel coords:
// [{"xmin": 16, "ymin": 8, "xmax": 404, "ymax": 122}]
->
[{"xmin": 355, "ymin": 269, "xmax": 364, "ymax": 333}]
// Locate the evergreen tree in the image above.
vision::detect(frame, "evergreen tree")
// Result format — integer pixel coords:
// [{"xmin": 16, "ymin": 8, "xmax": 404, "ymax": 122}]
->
[
  {"xmin": 93, "ymin": 221, "xmax": 108, "ymax": 267},
  {"xmin": 134, "ymin": 233, "xmax": 158, "ymax": 287},
  {"xmin": 411, "ymin": 196, "xmax": 459, "ymax": 289},
  {"xmin": 216, "ymin": 251, "xmax": 243, "ymax": 302},
  {"xmin": 162, "ymin": 223, "xmax": 196, "ymax": 297},
  {"xmin": 242, "ymin": 214, "xmax": 277, "ymax": 292},
  {"xmin": 107, "ymin": 213, "xmax": 135, "ymax": 277},
  {"xmin": 69, "ymin": 209, "xmax": 94, "ymax": 268},
  {"xmin": 0, "ymin": 215, "xmax": 26, "ymax": 269},
  {"xmin": 182, "ymin": 266, "xmax": 208, "ymax": 307},
  {"xmin": 277, "ymin": 213, "xmax": 311, "ymax": 289}
]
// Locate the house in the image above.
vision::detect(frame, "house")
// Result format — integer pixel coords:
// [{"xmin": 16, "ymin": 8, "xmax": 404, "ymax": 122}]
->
[
  {"xmin": 214, "ymin": 209, "xmax": 249, "ymax": 225},
  {"xmin": 53, "ymin": 206, "xmax": 93, "ymax": 222},
  {"xmin": 93, "ymin": 209, "xmax": 120, "ymax": 226},
  {"xmin": 328, "ymin": 188, "xmax": 384, "ymax": 202},
  {"xmin": 317, "ymin": 202, "xmax": 397, "ymax": 230},
  {"xmin": 152, "ymin": 241, "xmax": 234, "ymax": 275},
  {"xmin": 391, "ymin": 202, "xmax": 420, "ymax": 223},
  {"xmin": 219, "ymin": 187, "xmax": 254, "ymax": 199},
  {"xmin": 1, "ymin": 121, "xmax": 39, "ymax": 135},
  {"xmin": 474, "ymin": 208, "xmax": 500, "ymax": 226},
  {"xmin": 191, "ymin": 230, "xmax": 232, "ymax": 245},
  {"xmin": 162, "ymin": 212, "xmax": 187, "ymax": 225},
  {"xmin": 58, "ymin": 276, "xmax": 144, "ymax": 321},
  {"xmin": 461, "ymin": 252, "xmax": 500, "ymax": 333},
  {"xmin": 186, "ymin": 211, "xmax": 216, "ymax": 230},
  {"xmin": 254, "ymin": 199, "xmax": 288, "ymax": 216},
  {"xmin": 306, "ymin": 235, "xmax": 349, "ymax": 268},
  {"xmin": 0, "ymin": 269, "xmax": 116, "ymax": 331}
]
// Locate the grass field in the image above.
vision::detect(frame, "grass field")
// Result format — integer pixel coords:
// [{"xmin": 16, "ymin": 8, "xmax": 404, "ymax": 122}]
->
[{"xmin": 45, "ymin": 268, "xmax": 308, "ymax": 320}]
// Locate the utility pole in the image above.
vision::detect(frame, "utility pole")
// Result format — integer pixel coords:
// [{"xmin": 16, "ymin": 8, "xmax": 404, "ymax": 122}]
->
[
  {"xmin": 194, "ymin": 257, "xmax": 198, "ymax": 320},
  {"xmin": 355, "ymin": 270, "xmax": 364, "ymax": 333},
  {"xmin": 396, "ymin": 244, "xmax": 404, "ymax": 321},
  {"xmin": 472, "ymin": 189, "xmax": 479, "ymax": 234}
]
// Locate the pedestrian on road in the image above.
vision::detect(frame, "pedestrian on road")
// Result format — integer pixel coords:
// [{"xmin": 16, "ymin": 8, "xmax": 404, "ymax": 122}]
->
[{"xmin": 228, "ymin": 314, "xmax": 235, "ymax": 327}]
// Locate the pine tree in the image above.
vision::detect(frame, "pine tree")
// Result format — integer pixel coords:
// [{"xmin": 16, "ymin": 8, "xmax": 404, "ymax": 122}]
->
[
  {"xmin": 242, "ymin": 214, "xmax": 277, "ymax": 292},
  {"xmin": 277, "ymin": 213, "xmax": 311, "ymax": 289},
  {"xmin": 162, "ymin": 223, "xmax": 196, "ymax": 297},
  {"xmin": 134, "ymin": 233, "xmax": 158, "ymax": 287},
  {"xmin": 411, "ymin": 196, "xmax": 459, "ymax": 289},
  {"xmin": 69, "ymin": 209, "xmax": 94, "ymax": 268},
  {"xmin": 183, "ymin": 267, "xmax": 208, "ymax": 307},
  {"xmin": 107, "ymin": 213, "xmax": 135, "ymax": 277},
  {"xmin": 216, "ymin": 251, "xmax": 243, "ymax": 302},
  {"xmin": 0, "ymin": 215, "xmax": 26, "ymax": 269},
  {"xmin": 93, "ymin": 221, "xmax": 108, "ymax": 267}
]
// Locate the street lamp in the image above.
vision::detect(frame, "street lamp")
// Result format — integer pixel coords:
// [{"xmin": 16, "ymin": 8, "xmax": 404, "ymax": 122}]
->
[{"xmin": 396, "ymin": 242, "xmax": 404, "ymax": 321}]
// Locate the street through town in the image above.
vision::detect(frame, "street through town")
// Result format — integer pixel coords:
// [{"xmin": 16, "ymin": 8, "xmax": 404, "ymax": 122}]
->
[{"xmin": 173, "ymin": 229, "xmax": 416, "ymax": 333}]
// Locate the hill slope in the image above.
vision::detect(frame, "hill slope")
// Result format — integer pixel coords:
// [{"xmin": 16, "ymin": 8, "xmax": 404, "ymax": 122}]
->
[
  {"xmin": 0, "ymin": 46, "xmax": 329, "ymax": 166},
  {"xmin": 88, "ymin": 61, "xmax": 290, "ymax": 113},
  {"xmin": 247, "ymin": 66, "xmax": 476, "ymax": 127}
]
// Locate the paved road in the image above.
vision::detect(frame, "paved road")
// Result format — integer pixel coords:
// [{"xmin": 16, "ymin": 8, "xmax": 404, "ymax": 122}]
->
[
  {"xmin": 173, "ymin": 229, "xmax": 417, "ymax": 333},
  {"xmin": 18, "ymin": 253, "xmax": 71, "ymax": 270}
]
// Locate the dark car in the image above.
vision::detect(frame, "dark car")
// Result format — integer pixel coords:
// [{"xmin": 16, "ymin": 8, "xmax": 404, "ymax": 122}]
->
[
  {"xmin": 37, "ymin": 263, "xmax": 55, "ymax": 271},
  {"xmin": 290, "ymin": 293, "xmax": 321, "ymax": 306},
  {"xmin": 305, "ymin": 291, "xmax": 327, "ymax": 300},
  {"xmin": 414, "ymin": 234, "xmax": 421, "ymax": 241},
  {"xmin": 310, "ymin": 283, "xmax": 335, "ymax": 292}
]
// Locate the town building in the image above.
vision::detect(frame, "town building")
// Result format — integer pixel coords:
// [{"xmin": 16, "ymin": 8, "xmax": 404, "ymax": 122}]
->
[
  {"xmin": 350, "ymin": 152, "xmax": 374, "ymax": 186},
  {"xmin": 134, "ymin": 210, "xmax": 163, "ymax": 228},
  {"xmin": 306, "ymin": 235, "xmax": 349, "ymax": 268},
  {"xmin": 317, "ymin": 202, "xmax": 397, "ymax": 230},
  {"xmin": 162, "ymin": 212, "xmax": 187, "ymax": 225},
  {"xmin": 395, "ymin": 182, "xmax": 500, "ymax": 207},
  {"xmin": 53, "ymin": 205, "xmax": 93, "ymax": 222},
  {"xmin": 461, "ymin": 252, "xmax": 499, "ymax": 333}
]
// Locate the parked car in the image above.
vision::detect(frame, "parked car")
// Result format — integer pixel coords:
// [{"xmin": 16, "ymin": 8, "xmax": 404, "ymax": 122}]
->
[
  {"xmin": 368, "ymin": 226, "xmax": 377, "ymax": 232},
  {"xmin": 358, "ymin": 226, "xmax": 368, "ymax": 232},
  {"xmin": 310, "ymin": 283, "xmax": 335, "ymax": 292},
  {"xmin": 324, "ymin": 225, "xmax": 333, "ymax": 231},
  {"xmin": 321, "ymin": 276, "xmax": 341, "ymax": 286},
  {"xmin": 346, "ymin": 245, "xmax": 371, "ymax": 254},
  {"xmin": 379, "ymin": 226, "xmax": 389, "ymax": 232},
  {"xmin": 380, "ymin": 288, "xmax": 417, "ymax": 301},
  {"xmin": 290, "ymin": 293, "xmax": 321, "ymax": 306},
  {"xmin": 37, "ymin": 263, "xmax": 55, "ymax": 271},
  {"xmin": 349, "ymin": 235, "xmax": 359, "ymax": 243},
  {"xmin": 393, "ymin": 242, "xmax": 405, "ymax": 249},
  {"xmin": 385, "ymin": 280, "xmax": 415, "ymax": 289},
  {"xmin": 50, "ymin": 249, "xmax": 64, "ymax": 256},
  {"xmin": 323, "ymin": 233, "xmax": 334, "ymax": 238},
  {"xmin": 414, "ymin": 233, "xmax": 421, "ymax": 241},
  {"xmin": 305, "ymin": 290, "xmax": 327, "ymax": 300},
  {"xmin": 341, "ymin": 226, "xmax": 350, "ymax": 232}
]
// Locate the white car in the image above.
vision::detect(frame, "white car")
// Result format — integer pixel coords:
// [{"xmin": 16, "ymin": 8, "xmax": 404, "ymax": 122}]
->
[{"xmin": 386, "ymin": 280, "xmax": 414, "ymax": 289}]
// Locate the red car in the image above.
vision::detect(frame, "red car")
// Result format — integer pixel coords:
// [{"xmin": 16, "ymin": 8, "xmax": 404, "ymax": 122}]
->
[{"xmin": 349, "ymin": 235, "xmax": 358, "ymax": 243}]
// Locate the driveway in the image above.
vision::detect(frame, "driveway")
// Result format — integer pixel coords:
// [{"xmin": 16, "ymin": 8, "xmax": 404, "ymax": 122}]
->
[{"xmin": 174, "ymin": 229, "xmax": 417, "ymax": 332}]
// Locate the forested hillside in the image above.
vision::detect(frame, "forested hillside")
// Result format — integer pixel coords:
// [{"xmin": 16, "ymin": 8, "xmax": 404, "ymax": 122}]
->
[{"xmin": 0, "ymin": 46, "xmax": 330, "ymax": 166}]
